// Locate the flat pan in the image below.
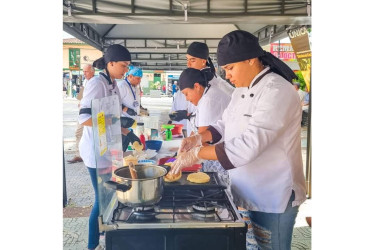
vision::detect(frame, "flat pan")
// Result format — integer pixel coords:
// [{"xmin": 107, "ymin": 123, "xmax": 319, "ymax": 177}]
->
[{"xmin": 164, "ymin": 172, "xmax": 226, "ymax": 190}]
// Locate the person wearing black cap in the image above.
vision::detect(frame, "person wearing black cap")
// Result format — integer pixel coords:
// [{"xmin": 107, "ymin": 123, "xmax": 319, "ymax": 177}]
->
[
  {"xmin": 171, "ymin": 41, "xmax": 235, "ymax": 129},
  {"xmin": 171, "ymin": 30, "xmax": 306, "ymax": 250},
  {"xmin": 176, "ymin": 67, "xmax": 232, "ymax": 188},
  {"xmin": 178, "ymin": 68, "xmax": 231, "ymax": 135},
  {"xmin": 78, "ymin": 44, "xmax": 133, "ymax": 250},
  {"xmin": 186, "ymin": 41, "xmax": 235, "ymax": 96}
]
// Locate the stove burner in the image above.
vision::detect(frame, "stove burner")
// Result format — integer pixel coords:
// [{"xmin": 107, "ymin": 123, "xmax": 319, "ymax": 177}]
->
[
  {"xmin": 192, "ymin": 212, "xmax": 216, "ymax": 219},
  {"xmin": 192, "ymin": 202, "xmax": 216, "ymax": 212},
  {"xmin": 133, "ymin": 206, "xmax": 156, "ymax": 221},
  {"xmin": 134, "ymin": 206, "xmax": 155, "ymax": 212}
]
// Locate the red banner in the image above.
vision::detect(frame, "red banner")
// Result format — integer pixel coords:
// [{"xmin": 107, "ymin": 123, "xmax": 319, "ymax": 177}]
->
[{"xmin": 270, "ymin": 43, "xmax": 296, "ymax": 61}]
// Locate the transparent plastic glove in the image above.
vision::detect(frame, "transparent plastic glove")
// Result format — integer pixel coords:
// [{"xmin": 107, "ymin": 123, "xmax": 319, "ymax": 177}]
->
[
  {"xmin": 178, "ymin": 134, "xmax": 202, "ymax": 155},
  {"xmin": 171, "ymin": 146, "xmax": 202, "ymax": 175}
]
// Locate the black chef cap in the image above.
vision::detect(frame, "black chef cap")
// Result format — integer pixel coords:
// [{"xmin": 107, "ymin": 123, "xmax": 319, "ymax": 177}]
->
[
  {"xmin": 187, "ymin": 42, "xmax": 216, "ymax": 76},
  {"xmin": 179, "ymin": 68, "xmax": 214, "ymax": 91},
  {"xmin": 93, "ymin": 44, "xmax": 131, "ymax": 70},
  {"xmin": 187, "ymin": 42, "xmax": 209, "ymax": 60},
  {"xmin": 217, "ymin": 30, "xmax": 296, "ymax": 83}
]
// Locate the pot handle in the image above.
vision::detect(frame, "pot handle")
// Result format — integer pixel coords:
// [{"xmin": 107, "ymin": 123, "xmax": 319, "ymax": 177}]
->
[{"xmin": 104, "ymin": 180, "xmax": 131, "ymax": 192}]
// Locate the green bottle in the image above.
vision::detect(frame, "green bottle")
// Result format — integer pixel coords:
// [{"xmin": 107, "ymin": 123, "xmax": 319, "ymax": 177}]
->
[{"xmin": 162, "ymin": 124, "xmax": 175, "ymax": 141}]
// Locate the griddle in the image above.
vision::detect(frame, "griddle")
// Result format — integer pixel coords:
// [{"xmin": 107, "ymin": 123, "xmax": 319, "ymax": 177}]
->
[{"xmin": 164, "ymin": 172, "xmax": 226, "ymax": 190}]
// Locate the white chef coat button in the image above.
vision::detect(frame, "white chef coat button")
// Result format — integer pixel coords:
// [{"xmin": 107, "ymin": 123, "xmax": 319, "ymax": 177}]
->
[
  {"xmin": 241, "ymin": 95, "xmax": 245, "ymax": 98},
  {"xmin": 250, "ymin": 93, "xmax": 254, "ymax": 97}
]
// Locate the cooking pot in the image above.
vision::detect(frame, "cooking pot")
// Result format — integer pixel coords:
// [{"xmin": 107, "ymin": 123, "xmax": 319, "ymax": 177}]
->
[{"xmin": 104, "ymin": 164, "xmax": 170, "ymax": 207}]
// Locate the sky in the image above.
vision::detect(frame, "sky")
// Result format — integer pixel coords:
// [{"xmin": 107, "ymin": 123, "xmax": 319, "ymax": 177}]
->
[{"xmin": 63, "ymin": 31, "xmax": 74, "ymax": 39}]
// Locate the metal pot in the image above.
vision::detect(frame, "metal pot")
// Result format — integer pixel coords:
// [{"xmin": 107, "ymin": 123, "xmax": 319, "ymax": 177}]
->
[{"xmin": 104, "ymin": 164, "xmax": 169, "ymax": 207}]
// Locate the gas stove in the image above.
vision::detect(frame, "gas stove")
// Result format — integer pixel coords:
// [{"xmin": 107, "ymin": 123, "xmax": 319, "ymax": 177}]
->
[
  {"xmin": 99, "ymin": 173, "xmax": 247, "ymax": 250},
  {"xmin": 111, "ymin": 186, "xmax": 241, "ymax": 227},
  {"xmin": 90, "ymin": 96, "xmax": 247, "ymax": 249}
]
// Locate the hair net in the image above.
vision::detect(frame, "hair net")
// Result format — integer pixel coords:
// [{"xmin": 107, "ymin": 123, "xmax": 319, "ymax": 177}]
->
[{"xmin": 126, "ymin": 65, "xmax": 143, "ymax": 77}]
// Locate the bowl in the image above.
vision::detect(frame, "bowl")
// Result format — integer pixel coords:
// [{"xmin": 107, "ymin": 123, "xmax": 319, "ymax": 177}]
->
[
  {"xmin": 145, "ymin": 140, "xmax": 163, "ymax": 152},
  {"xmin": 171, "ymin": 124, "xmax": 184, "ymax": 135}
]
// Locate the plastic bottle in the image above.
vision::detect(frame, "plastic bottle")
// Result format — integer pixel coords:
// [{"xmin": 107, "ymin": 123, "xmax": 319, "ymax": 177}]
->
[{"xmin": 137, "ymin": 122, "xmax": 146, "ymax": 150}]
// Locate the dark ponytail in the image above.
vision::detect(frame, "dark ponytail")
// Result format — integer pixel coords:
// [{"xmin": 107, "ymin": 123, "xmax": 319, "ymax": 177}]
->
[
  {"xmin": 258, "ymin": 52, "xmax": 297, "ymax": 83},
  {"xmin": 93, "ymin": 57, "xmax": 106, "ymax": 70},
  {"xmin": 206, "ymin": 57, "xmax": 216, "ymax": 77},
  {"xmin": 200, "ymin": 68, "xmax": 214, "ymax": 87}
]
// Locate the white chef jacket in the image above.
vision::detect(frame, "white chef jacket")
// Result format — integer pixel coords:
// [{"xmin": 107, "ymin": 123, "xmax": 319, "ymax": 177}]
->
[
  {"xmin": 210, "ymin": 67, "xmax": 306, "ymax": 213},
  {"xmin": 209, "ymin": 75, "xmax": 235, "ymax": 97},
  {"xmin": 117, "ymin": 78, "xmax": 141, "ymax": 119},
  {"xmin": 171, "ymin": 90, "xmax": 189, "ymax": 131},
  {"xmin": 186, "ymin": 101, "xmax": 197, "ymax": 136},
  {"xmin": 78, "ymin": 73, "xmax": 122, "ymax": 168},
  {"xmin": 192, "ymin": 82, "xmax": 231, "ymax": 131}
]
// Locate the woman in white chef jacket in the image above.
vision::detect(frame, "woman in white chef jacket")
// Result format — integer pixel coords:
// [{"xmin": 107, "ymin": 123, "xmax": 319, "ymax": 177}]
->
[
  {"xmin": 177, "ymin": 68, "xmax": 232, "ymax": 188},
  {"xmin": 171, "ymin": 30, "xmax": 307, "ymax": 250},
  {"xmin": 117, "ymin": 66, "xmax": 143, "ymax": 151},
  {"xmin": 78, "ymin": 44, "xmax": 131, "ymax": 250},
  {"xmin": 185, "ymin": 42, "xmax": 235, "ymax": 188}
]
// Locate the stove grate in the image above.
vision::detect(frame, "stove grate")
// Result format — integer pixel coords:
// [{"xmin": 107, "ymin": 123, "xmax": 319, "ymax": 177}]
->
[{"xmin": 111, "ymin": 187, "xmax": 239, "ymax": 224}]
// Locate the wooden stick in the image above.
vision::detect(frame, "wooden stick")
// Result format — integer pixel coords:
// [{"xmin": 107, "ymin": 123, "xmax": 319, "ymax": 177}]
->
[{"xmin": 128, "ymin": 162, "xmax": 138, "ymax": 179}]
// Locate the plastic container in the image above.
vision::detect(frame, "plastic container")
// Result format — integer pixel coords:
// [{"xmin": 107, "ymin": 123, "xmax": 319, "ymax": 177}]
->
[
  {"xmin": 171, "ymin": 124, "xmax": 184, "ymax": 135},
  {"xmin": 138, "ymin": 159, "xmax": 156, "ymax": 165},
  {"xmin": 140, "ymin": 116, "xmax": 159, "ymax": 130},
  {"xmin": 145, "ymin": 140, "xmax": 163, "ymax": 152}
]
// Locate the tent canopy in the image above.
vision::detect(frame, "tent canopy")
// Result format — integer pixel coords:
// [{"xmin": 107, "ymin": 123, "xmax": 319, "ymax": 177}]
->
[{"xmin": 63, "ymin": 0, "xmax": 311, "ymax": 70}]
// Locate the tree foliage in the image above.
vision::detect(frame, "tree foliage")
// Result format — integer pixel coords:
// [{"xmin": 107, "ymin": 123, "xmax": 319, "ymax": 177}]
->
[{"xmin": 294, "ymin": 71, "xmax": 306, "ymax": 91}]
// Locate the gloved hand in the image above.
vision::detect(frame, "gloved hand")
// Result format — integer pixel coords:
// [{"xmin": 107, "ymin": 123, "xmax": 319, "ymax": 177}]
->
[
  {"xmin": 169, "ymin": 110, "xmax": 188, "ymax": 122},
  {"xmin": 126, "ymin": 130, "xmax": 141, "ymax": 144},
  {"xmin": 178, "ymin": 134, "xmax": 202, "ymax": 155},
  {"xmin": 171, "ymin": 147, "xmax": 202, "ymax": 175},
  {"xmin": 126, "ymin": 107, "xmax": 137, "ymax": 116},
  {"xmin": 120, "ymin": 117, "xmax": 135, "ymax": 128}
]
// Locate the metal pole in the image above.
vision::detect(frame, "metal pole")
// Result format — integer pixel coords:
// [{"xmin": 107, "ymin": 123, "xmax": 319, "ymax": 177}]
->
[
  {"xmin": 305, "ymin": 69, "xmax": 312, "ymax": 198},
  {"xmin": 63, "ymin": 144, "xmax": 67, "ymax": 207}
]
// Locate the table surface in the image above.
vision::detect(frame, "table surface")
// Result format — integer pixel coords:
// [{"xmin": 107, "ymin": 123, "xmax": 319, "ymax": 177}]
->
[{"xmin": 123, "ymin": 138, "xmax": 182, "ymax": 161}]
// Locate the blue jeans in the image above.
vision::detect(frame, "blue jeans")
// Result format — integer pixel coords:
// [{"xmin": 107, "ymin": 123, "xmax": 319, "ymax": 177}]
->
[
  {"xmin": 244, "ymin": 191, "xmax": 299, "ymax": 250},
  {"xmin": 87, "ymin": 167, "xmax": 100, "ymax": 249}
]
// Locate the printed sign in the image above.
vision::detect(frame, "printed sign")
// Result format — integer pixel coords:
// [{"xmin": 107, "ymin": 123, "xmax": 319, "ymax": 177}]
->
[
  {"xmin": 69, "ymin": 48, "xmax": 80, "ymax": 70},
  {"xmin": 270, "ymin": 43, "xmax": 297, "ymax": 61},
  {"xmin": 288, "ymin": 26, "xmax": 311, "ymax": 91},
  {"xmin": 97, "ymin": 111, "xmax": 107, "ymax": 156}
]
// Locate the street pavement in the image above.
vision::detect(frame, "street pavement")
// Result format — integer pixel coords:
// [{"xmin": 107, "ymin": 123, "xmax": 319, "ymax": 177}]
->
[{"xmin": 63, "ymin": 95, "xmax": 311, "ymax": 250}]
